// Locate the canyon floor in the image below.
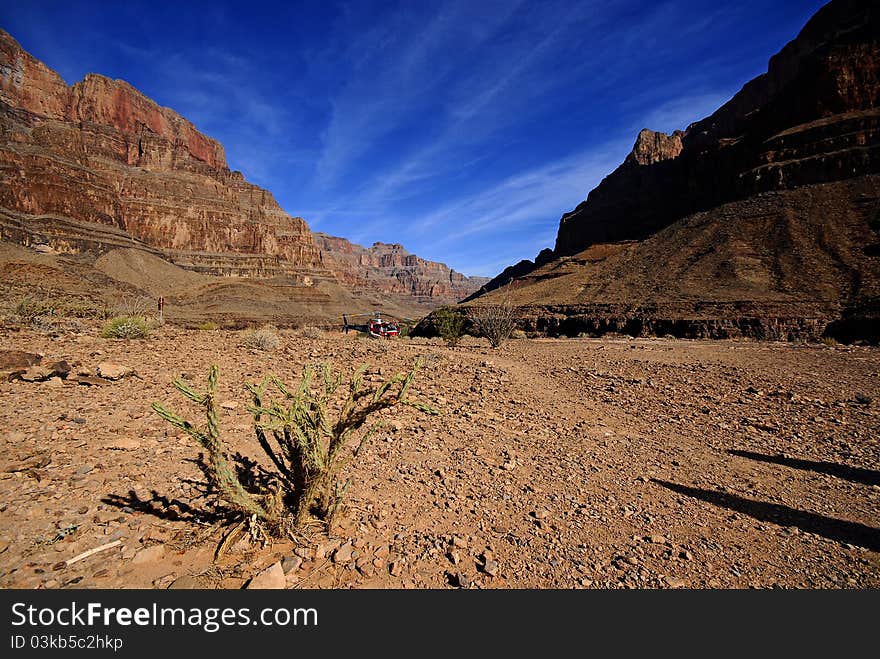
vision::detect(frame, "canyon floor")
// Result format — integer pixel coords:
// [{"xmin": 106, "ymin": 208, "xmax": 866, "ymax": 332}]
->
[{"xmin": 0, "ymin": 324, "xmax": 878, "ymax": 589}]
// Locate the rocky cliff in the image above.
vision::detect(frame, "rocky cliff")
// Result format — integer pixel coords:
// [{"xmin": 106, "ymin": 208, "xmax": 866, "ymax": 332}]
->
[
  {"xmin": 0, "ymin": 29, "xmax": 328, "ymax": 281},
  {"xmin": 0, "ymin": 28, "xmax": 485, "ymax": 309},
  {"xmin": 461, "ymin": 0, "xmax": 880, "ymax": 342},
  {"xmin": 554, "ymin": 0, "xmax": 879, "ymax": 256},
  {"xmin": 315, "ymin": 233, "xmax": 489, "ymax": 305}
]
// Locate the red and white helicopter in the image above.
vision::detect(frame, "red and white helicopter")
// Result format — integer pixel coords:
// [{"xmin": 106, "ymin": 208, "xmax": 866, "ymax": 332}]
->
[{"xmin": 342, "ymin": 311, "xmax": 403, "ymax": 339}]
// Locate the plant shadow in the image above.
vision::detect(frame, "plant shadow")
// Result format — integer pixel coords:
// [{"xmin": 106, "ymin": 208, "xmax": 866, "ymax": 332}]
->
[
  {"xmin": 652, "ymin": 479, "xmax": 880, "ymax": 552},
  {"xmin": 728, "ymin": 449, "xmax": 880, "ymax": 486}
]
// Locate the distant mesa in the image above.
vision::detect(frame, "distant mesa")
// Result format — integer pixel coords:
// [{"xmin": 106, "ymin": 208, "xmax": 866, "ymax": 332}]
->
[{"xmin": 464, "ymin": 0, "xmax": 880, "ymax": 343}]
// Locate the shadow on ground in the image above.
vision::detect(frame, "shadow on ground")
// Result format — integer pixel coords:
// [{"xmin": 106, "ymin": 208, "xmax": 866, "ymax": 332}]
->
[
  {"xmin": 652, "ymin": 479, "xmax": 880, "ymax": 552},
  {"xmin": 728, "ymin": 449, "xmax": 880, "ymax": 486}
]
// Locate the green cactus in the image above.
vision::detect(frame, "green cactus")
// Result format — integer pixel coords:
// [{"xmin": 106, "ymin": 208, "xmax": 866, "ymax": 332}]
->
[{"xmin": 152, "ymin": 359, "xmax": 435, "ymax": 534}]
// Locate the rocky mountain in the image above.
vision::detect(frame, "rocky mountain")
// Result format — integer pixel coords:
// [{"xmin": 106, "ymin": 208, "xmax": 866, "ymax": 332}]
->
[
  {"xmin": 464, "ymin": 0, "xmax": 880, "ymax": 342},
  {"xmin": 315, "ymin": 233, "xmax": 489, "ymax": 306},
  {"xmin": 0, "ymin": 28, "xmax": 484, "ymax": 313}
]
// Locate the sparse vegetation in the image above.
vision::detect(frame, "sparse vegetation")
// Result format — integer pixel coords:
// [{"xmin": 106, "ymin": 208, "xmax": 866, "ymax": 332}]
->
[
  {"xmin": 13, "ymin": 295, "xmax": 56, "ymax": 326},
  {"xmin": 240, "ymin": 326, "xmax": 281, "ymax": 351},
  {"xmin": 820, "ymin": 335, "xmax": 838, "ymax": 347},
  {"xmin": 468, "ymin": 289, "xmax": 517, "ymax": 348},
  {"xmin": 101, "ymin": 316, "xmax": 151, "ymax": 339},
  {"xmin": 151, "ymin": 360, "xmax": 436, "ymax": 535},
  {"xmin": 298, "ymin": 325, "xmax": 324, "ymax": 339},
  {"xmin": 435, "ymin": 306, "xmax": 466, "ymax": 347},
  {"xmin": 511, "ymin": 329, "xmax": 527, "ymax": 339},
  {"xmin": 198, "ymin": 321, "xmax": 220, "ymax": 331}
]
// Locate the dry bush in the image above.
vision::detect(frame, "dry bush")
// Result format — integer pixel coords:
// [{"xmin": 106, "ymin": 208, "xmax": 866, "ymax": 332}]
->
[
  {"xmin": 511, "ymin": 329, "xmax": 527, "ymax": 339},
  {"xmin": 198, "ymin": 321, "xmax": 220, "ymax": 331},
  {"xmin": 111, "ymin": 294, "xmax": 153, "ymax": 318},
  {"xmin": 241, "ymin": 326, "xmax": 281, "ymax": 351},
  {"xmin": 298, "ymin": 325, "xmax": 324, "ymax": 339},
  {"xmin": 152, "ymin": 361, "xmax": 436, "ymax": 536},
  {"xmin": 468, "ymin": 289, "xmax": 517, "ymax": 348}
]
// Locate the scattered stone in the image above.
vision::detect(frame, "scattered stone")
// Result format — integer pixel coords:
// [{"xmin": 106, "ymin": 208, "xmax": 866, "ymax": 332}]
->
[
  {"xmin": 131, "ymin": 544, "xmax": 165, "ymax": 565},
  {"xmin": 281, "ymin": 556, "xmax": 303, "ymax": 574},
  {"xmin": 219, "ymin": 401, "xmax": 239, "ymax": 410},
  {"xmin": 75, "ymin": 376, "xmax": 106, "ymax": 387},
  {"xmin": 665, "ymin": 576, "xmax": 687, "ymax": 588},
  {"xmin": 247, "ymin": 562, "xmax": 286, "ymax": 589},
  {"xmin": 96, "ymin": 363, "xmax": 132, "ymax": 380},
  {"xmin": 447, "ymin": 571, "xmax": 470, "ymax": 588},
  {"xmin": 647, "ymin": 535, "xmax": 668, "ymax": 545},
  {"xmin": 333, "ymin": 542, "xmax": 354, "ymax": 564},
  {"xmin": 481, "ymin": 558, "xmax": 499, "ymax": 577},
  {"xmin": 451, "ymin": 536, "xmax": 467, "ymax": 548},
  {"xmin": 21, "ymin": 366, "xmax": 51, "ymax": 382},
  {"xmin": 169, "ymin": 575, "xmax": 204, "ymax": 589},
  {"xmin": 389, "ymin": 560, "xmax": 404, "ymax": 577},
  {"xmin": 854, "ymin": 393, "xmax": 872, "ymax": 405}
]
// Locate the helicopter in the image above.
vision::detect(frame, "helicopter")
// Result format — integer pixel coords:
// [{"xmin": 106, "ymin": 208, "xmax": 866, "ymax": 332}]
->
[{"xmin": 342, "ymin": 311, "xmax": 406, "ymax": 338}]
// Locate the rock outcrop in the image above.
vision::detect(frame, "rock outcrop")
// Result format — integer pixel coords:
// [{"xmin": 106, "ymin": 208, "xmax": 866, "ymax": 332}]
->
[
  {"xmin": 315, "ymin": 233, "xmax": 488, "ymax": 305},
  {"xmin": 461, "ymin": 0, "xmax": 880, "ymax": 342},
  {"xmin": 554, "ymin": 0, "xmax": 879, "ymax": 256},
  {"xmin": 0, "ymin": 29, "xmax": 326, "ymax": 281}
]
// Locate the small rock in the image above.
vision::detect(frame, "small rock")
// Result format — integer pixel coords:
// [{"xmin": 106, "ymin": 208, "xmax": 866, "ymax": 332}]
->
[
  {"xmin": 665, "ymin": 576, "xmax": 687, "ymax": 588},
  {"xmin": 451, "ymin": 536, "xmax": 467, "ymax": 548},
  {"xmin": 281, "ymin": 556, "xmax": 303, "ymax": 574},
  {"xmin": 219, "ymin": 401, "xmax": 239, "ymax": 410},
  {"xmin": 247, "ymin": 562, "xmax": 286, "ymax": 589},
  {"xmin": 482, "ymin": 558, "xmax": 499, "ymax": 577},
  {"xmin": 447, "ymin": 571, "xmax": 469, "ymax": 588},
  {"xmin": 647, "ymin": 535, "xmax": 668, "ymax": 545},
  {"xmin": 46, "ymin": 377, "xmax": 63, "ymax": 388},
  {"xmin": 854, "ymin": 393, "xmax": 872, "ymax": 406},
  {"xmin": 447, "ymin": 551, "xmax": 460, "ymax": 565},
  {"xmin": 131, "ymin": 544, "xmax": 165, "ymax": 565},
  {"xmin": 21, "ymin": 366, "xmax": 51, "ymax": 382},
  {"xmin": 389, "ymin": 560, "xmax": 404, "ymax": 577},
  {"xmin": 679, "ymin": 550, "xmax": 693, "ymax": 561},
  {"xmin": 96, "ymin": 363, "xmax": 132, "ymax": 381},
  {"xmin": 333, "ymin": 542, "xmax": 354, "ymax": 564},
  {"xmin": 168, "ymin": 575, "xmax": 204, "ymax": 589}
]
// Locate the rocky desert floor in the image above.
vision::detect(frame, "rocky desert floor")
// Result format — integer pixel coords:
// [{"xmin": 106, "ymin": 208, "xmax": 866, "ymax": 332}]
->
[{"xmin": 0, "ymin": 324, "xmax": 878, "ymax": 589}]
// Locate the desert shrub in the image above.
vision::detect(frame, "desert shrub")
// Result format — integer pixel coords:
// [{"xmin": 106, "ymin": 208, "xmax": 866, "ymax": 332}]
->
[
  {"xmin": 436, "ymin": 306, "xmax": 466, "ymax": 347},
  {"xmin": 198, "ymin": 321, "xmax": 220, "ymax": 331},
  {"xmin": 819, "ymin": 336, "xmax": 838, "ymax": 347},
  {"xmin": 14, "ymin": 295, "xmax": 56, "ymax": 326},
  {"xmin": 468, "ymin": 295, "xmax": 517, "ymax": 348},
  {"xmin": 241, "ymin": 326, "xmax": 281, "ymax": 351},
  {"xmin": 101, "ymin": 316, "xmax": 150, "ymax": 339},
  {"xmin": 299, "ymin": 325, "xmax": 324, "ymax": 339},
  {"xmin": 111, "ymin": 294, "xmax": 152, "ymax": 318},
  {"xmin": 511, "ymin": 329, "xmax": 527, "ymax": 339},
  {"xmin": 152, "ymin": 361, "xmax": 436, "ymax": 535}
]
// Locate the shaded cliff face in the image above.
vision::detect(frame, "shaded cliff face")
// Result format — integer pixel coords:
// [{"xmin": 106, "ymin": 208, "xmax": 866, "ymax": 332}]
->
[
  {"xmin": 314, "ymin": 233, "xmax": 489, "ymax": 306},
  {"xmin": 460, "ymin": 0, "xmax": 880, "ymax": 342},
  {"xmin": 0, "ymin": 29, "xmax": 323, "ymax": 279},
  {"xmin": 554, "ymin": 0, "xmax": 880, "ymax": 256}
]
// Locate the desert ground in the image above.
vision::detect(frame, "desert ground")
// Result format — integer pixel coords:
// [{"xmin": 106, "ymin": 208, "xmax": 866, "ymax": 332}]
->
[{"xmin": 0, "ymin": 323, "xmax": 878, "ymax": 589}]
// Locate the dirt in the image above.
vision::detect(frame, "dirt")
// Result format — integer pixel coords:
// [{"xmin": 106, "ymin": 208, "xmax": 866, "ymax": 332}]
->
[{"xmin": 0, "ymin": 323, "xmax": 878, "ymax": 589}]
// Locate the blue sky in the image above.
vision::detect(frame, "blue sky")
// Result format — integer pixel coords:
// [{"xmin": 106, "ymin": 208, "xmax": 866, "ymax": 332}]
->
[{"xmin": 1, "ymin": 0, "xmax": 826, "ymax": 277}]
